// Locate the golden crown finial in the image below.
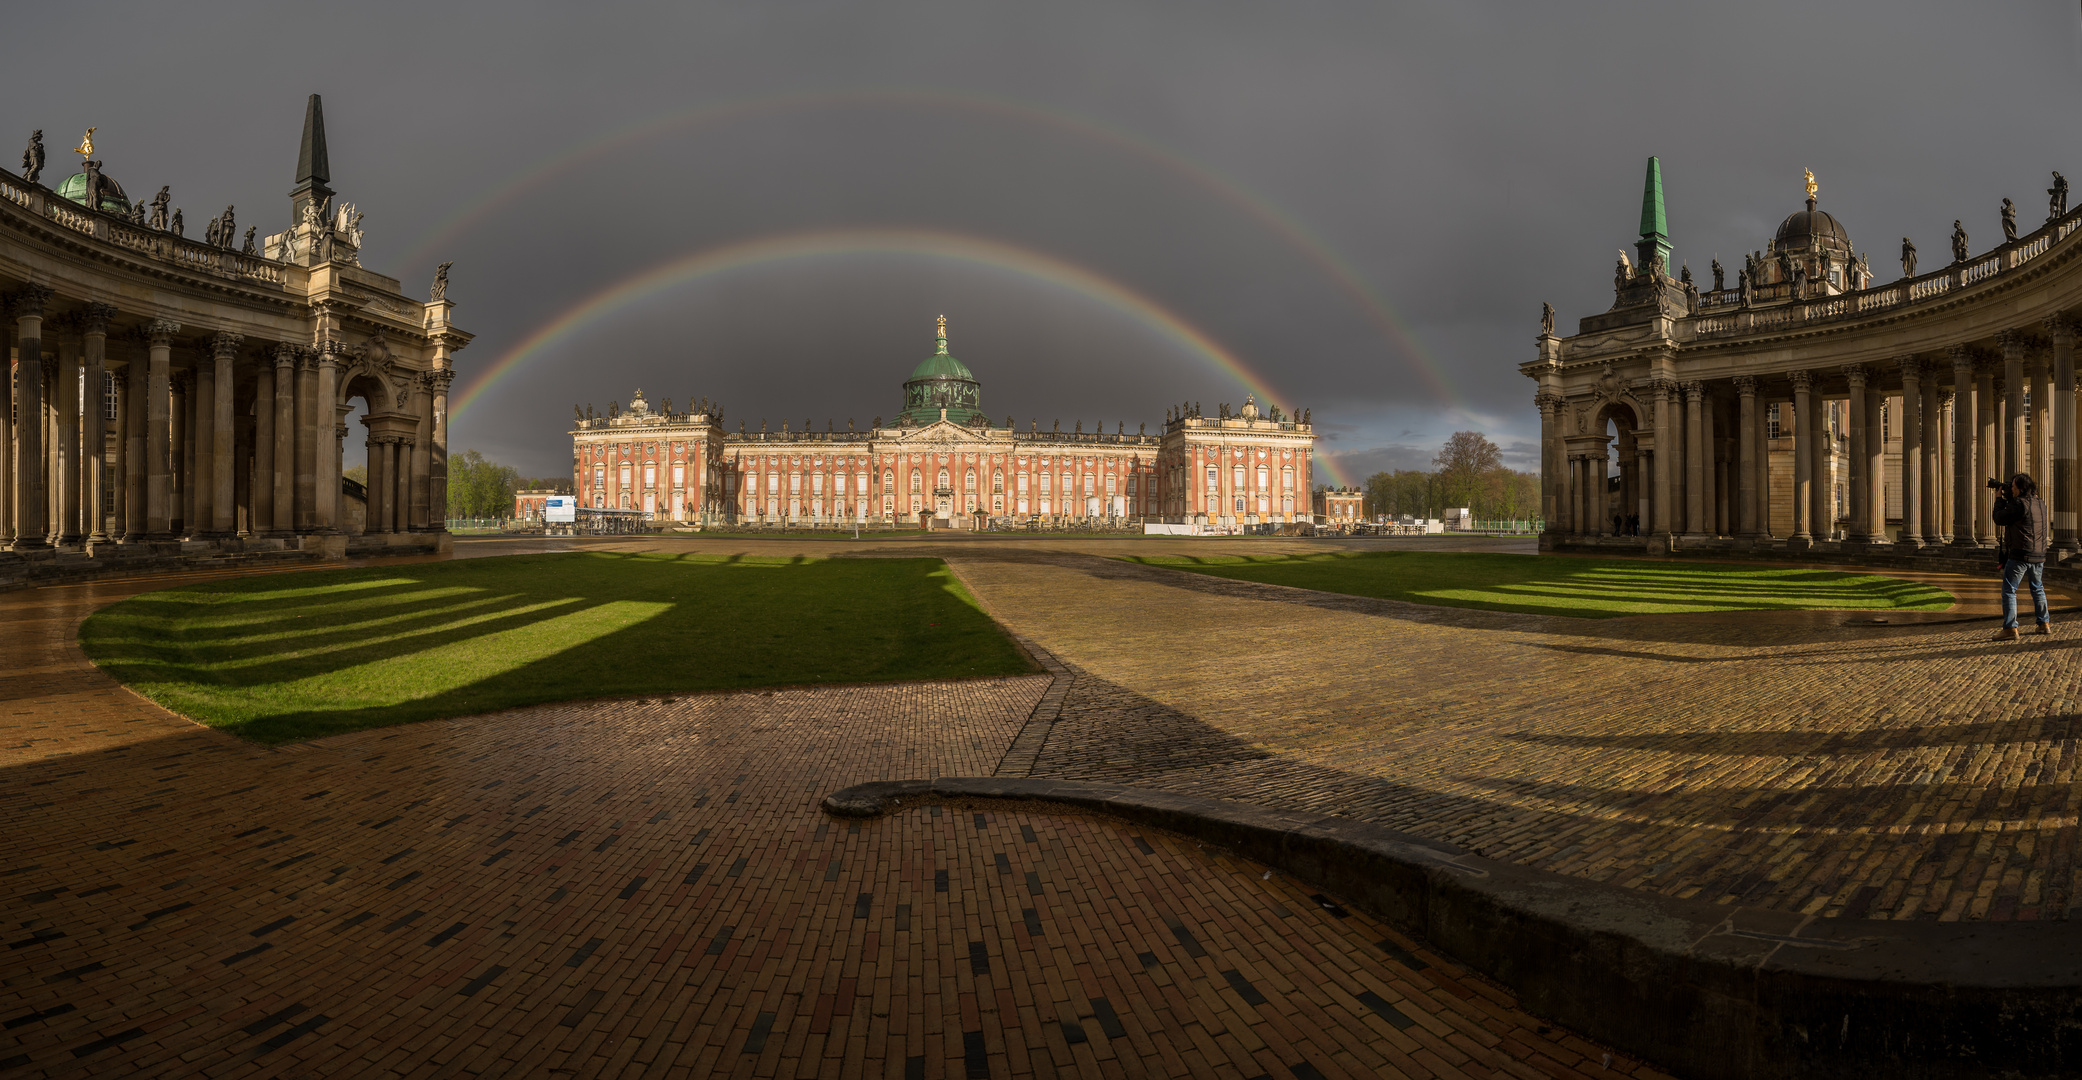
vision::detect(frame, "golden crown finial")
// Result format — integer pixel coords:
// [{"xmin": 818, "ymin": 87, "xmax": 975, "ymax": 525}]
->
[
  {"xmin": 936, "ymin": 314, "xmax": 947, "ymax": 337},
  {"xmin": 73, "ymin": 128, "xmax": 96, "ymax": 158},
  {"xmin": 1804, "ymin": 168, "xmax": 1817, "ymax": 202}
]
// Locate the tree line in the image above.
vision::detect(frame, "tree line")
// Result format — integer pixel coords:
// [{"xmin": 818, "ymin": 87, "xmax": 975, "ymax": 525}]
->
[
  {"xmin": 1360, "ymin": 431, "xmax": 1541, "ymax": 521},
  {"xmin": 445, "ymin": 449, "xmax": 570, "ymax": 520}
]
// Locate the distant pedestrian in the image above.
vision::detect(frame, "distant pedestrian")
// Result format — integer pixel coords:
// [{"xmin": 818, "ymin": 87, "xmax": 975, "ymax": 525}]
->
[
  {"xmin": 1626, "ymin": 513, "xmax": 1640, "ymax": 536},
  {"xmin": 1612, "ymin": 513, "xmax": 1623, "ymax": 536},
  {"xmin": 1993, "ymin": 472, "xmax": 2051, "ymax": 640}
]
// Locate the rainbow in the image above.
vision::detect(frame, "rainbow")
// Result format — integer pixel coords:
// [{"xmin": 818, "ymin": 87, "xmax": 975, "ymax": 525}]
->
[
  {"xmin": 449, "ymin": 227, "xmax": 1354, "ymax": 487},
  {"xmin": 398, "ymin": 87, "xmax": 1461, "ymax": 410}
]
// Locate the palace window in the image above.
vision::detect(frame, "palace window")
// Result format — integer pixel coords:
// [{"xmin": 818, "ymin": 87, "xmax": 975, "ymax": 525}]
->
[
  {"xmin": 790, "ymin": 475, "xmax": 801, "ymax": 493},
  {"xmin": 993, "ymin": 469, "xmax": 1003, "ymax": 492},
  {"xmin": 885, "ymin": 470, "xmax": 894, "ymax": 489},
  {"xmin": 619, "ymin": 464, "xmax": 632, "ymax": 488},
  {"xmin": 835, "ymin": 474, "xmax": 846, "ymax": 495},
  {"xmin": 1106, "ymin": 475, "xmax": 1116, "ymax": 495},
  {"xmin": 965, "ymin": 469, "xmax": 976, "ymax": 491},
  {"xmin": 644, "ymin": 464, "xmax": 656, "ymax": 488},
  {"xmin": 1206, "ymin": 467, "xmax": 1218, "ymax": 490},
  {"xmin": 1040, "ymin": 473, "xmax": 1051, "ymax": 492},
  {"xmin": 1256, "ymin": 467, "xmax": 1268, "ymax": 488},
  {"xmin": 1083, "ymin": 476, "xmax": 1094, "ymax": 496},
  {"xmin": 938, "ymin": 468, "xmax": 950, "ymax": 489},
  {"xmin": 1018, "ymin": 474, "xmax": 1028, "ymax": 493},
  {"xmin": 911, "ymin": 469, "xmax": 923, "ymax": 491},
  {"xmin": 813, "ymin": 474, "xmax": 824, "ymax": 494},
  {"xmin": 672, "ymin": 464, "xmax": 684, "ymax": 487},
  {"xmin": 1767, "ymin": 403, "xmax": 1782, "ymax": 439},
  {"xmin": 1233, "ymin": 466, "xmax": 1245, "ymax": 488},
  {"xmin": 1282, "ymin": 466, "xmax": 1293, "ymax": 489}
]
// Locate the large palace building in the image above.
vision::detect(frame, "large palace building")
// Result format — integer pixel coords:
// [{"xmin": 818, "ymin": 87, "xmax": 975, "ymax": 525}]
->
[
  {"xmin": 1, "ymin": 95, "xmax": 469, "ymax": 577},
  {"xmin": 569, "ymin": 318, "xmax": 1318, "ymax": 528},
  {"xmin": 1529, "ymin": 157, "xmax": 2082, "ymax": 558}
]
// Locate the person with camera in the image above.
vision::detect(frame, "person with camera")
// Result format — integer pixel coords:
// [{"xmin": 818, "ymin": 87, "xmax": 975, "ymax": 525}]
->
[{"xmin": 1991, "ymin": 472, "xmax": 2052, "ymax": 640}]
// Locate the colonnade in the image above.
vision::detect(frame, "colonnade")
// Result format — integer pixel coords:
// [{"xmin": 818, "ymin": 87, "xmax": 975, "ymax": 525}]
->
[
  {"xmin": 2, "ymin": 285, "xmax": 455, "ymax": 551},
  {"xmin": 1542, "ymin": 318, "xmax": 2080, "ymax": 551}
]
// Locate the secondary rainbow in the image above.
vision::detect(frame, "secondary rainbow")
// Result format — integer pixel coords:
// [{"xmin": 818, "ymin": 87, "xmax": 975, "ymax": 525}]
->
[
  {"xmin": 400, "ymin": 87, "xmax": 1461, "ymax": 410},
  {"xmin": 450, "ymin": 227, "xmax": 1354, "ymax": 488}
]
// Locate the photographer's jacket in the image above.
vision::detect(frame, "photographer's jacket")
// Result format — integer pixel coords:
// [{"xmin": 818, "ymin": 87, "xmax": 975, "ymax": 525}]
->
[{"xmin": 1995, "ymin": 494, "xmax": 2051, "ymax": 563}]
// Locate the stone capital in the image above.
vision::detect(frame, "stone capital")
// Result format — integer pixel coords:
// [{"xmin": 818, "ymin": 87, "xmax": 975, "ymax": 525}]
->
[
  {"xmin": 1896, "ymin": 355, "xmax": 1923, "ymax": 381},
  {"xmin": 211, "ymin": 331, "xmax": 244, "ymax": 359},
  {"xmin": 1649, "ymin": 377, "xmax": 1680, "ymax": 399},
  {"xmin": 1948, "ymin": 343, "xmax": 1976, "ymax": 371},
  {"xmin": 1681, "ymin": 381, "xmax": 1706, "ymax": 401},
  {"xmin": 1841, "ymin": 364, "xmax": 1869, "ymax": 387},
  {"xmin": 2046, "ymin": 314, "xmax": 2078, "ymax": 347},
  {"xmin": 146, "ymin": 319, "xmax": 181, "ymax": 346},
  {"xmin": 1789, "ymin": 369, "xmax": 1815, "ymax": 392},
  {"xmin": 271, "ymin": 342, "xmax": 302, "ymax": 366},
  {"xmin": 1731, "ymin": 374, "xmax": 1758, "ymax": 396},
  {"xmin": 10, "ymin": 284, "xmax": 53, "ymax": 321},
  {"xmin": 81, "ymin": 301, "xmax": 118, "ymax": 335},
  {"xmin": 422, "ymin": 369, "xmax": 456, "ymax": 394},
  {"xmin": 1998, "ymin": 328, "xmax": 2026, "ymax": 354},
  {"xmin": 169, "ymin": 369, "xmax": 191, "ymax": 395}
]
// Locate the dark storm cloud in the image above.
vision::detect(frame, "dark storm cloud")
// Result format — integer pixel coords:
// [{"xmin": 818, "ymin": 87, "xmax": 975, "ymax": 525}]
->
[{"xmin": 11, "ymin": 2, "xmax": 2081, "ymax": 480}]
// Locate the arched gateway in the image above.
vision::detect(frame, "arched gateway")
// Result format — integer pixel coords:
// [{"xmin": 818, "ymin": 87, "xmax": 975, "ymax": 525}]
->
[
  {"xmin": 1532, "ymin": 156, "xmax": 2081, "ymax": 558},
  {"xmin": 0, "ymin": 95, "xmax": 470, "ymax": 570}
]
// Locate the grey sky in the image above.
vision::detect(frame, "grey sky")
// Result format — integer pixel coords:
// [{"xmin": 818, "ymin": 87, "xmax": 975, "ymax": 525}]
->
[{"xmin": 13, "ymin": 2, "xmax": 2082, "ymax": 483}]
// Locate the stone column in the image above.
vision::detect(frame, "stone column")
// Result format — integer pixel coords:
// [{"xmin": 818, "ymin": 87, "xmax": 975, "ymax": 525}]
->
[
  {"xmin": 400, "ymin": 435, "xmax": 420, "ymax": 532},
  {"xmin": 253, "ymin": 350, "xmax": 275, "ymax": 534},
  {"xmin": 410, "ymin": 400, "xmax": 431, "ymax": 531},
  {"xmin": 1683, "ymin": 382, "xmax": 1706, "ymax": 535},
  {"xmin": 2052, "ymin": 317, "xmax": 2078, "ymax": 553},
  {"xmin": 1734, "ymin": 375, "xmax": 1759, "ymax": 537},
  {"xmin": 1812, "ymin": 387, "xmax": 1834, "ymax": 540},
  {"xmin": 233, "ymin": 410, "xmax": 252, "ymax": 536},
  {"xmin": 391, "ymin": 437, "xmax": 409, "ymax": 534},
  {"xmin": 208, "ymin": 332, "xmax": 239, "ymax": 536},
  {"xmin": 314, "ymin": 347, "xmax": 341, "ymax": 532},
  {"xmin": 2034, "ymin": 349, "xmax": 2055, "ymax": 487},
  {"xmin": 9, "ymin": 286, "xmax": 51, "ymax": 550},
  {"xmin": 53, "ymin": 327, "xmax": 81, "ymax": 545},
  {"xmin": 1897, "ymin": 358, "xmax": 1923, "ymax": 548},
  {"xmin": 1863, "ymin": 379, "xmax": 1884, "ymax": 541},
  {"xmin": 1922, "ymin": 373, "xmax": 1943, "ymax": 545},
  {"xmin": 144, "ymin": 322, "xmax": 177, "ymax": 540},
  {"xmin": 1790, "ymin": 371, "xmax": 1814, "ymax": 543},
  {"xmin": 1536, "ymin": 391, "xmax": 1561, "ymax": 531},
  {"xmin": 1951, "ymin": 346, "xmax": 1979, "ymax": 546},
  {"xmin": 121, "ymin": 335, "xmax": 145, "ymax": 542},
  {"xmin": 1844, "ymin": 365, "xmax": 1870, "ymax": 542},
  {"xmin": 110, "ymin": 361, "xmax": 128, "ymax": 542},
  {"xmin": 364, "ymin": 427, "xmax": 388, "ymax": 534},
  {"xmin": 271, "ymin": 345, "xmax": 296, "ymax": 534},
  {"xmin": 294, "ymin": 350, "xmax": 318, "ymax": 532},
  {"xmin": 2003, "ymin": 329, "xmax": 2027, "ymax": 477},
  {"xmin": 178, "ymin": 369, "xmax": 197, "ymax": 537},
  {"xmin": 1652, "ymin": 379, "xmax": 1676, "ymax": 539},
  {"xmin": 1979, "ymin": 361, "xmax": 2000, "ymax": 543},
  {"xmin": 189, "ymin": 346, "xmax": 214, "ymax": 537},
  {"xmin": 428, "ymin": 368, "xmax": 455, "ymax": 531},
  {"xmin": 1702, "ymin": 392, "xmax": 1720, "ymax": 534},
  {"xmin": 80, "ymin": 304, "xmax": 114, "ymax": 543}
]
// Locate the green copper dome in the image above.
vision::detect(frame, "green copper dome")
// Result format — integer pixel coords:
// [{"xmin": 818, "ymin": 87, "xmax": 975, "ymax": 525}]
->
[
  {"xmin": 56, "ymin": 170, "xmax": 131, "ymax": 214},
  {"xmin": 895, "ymin": 317, "xmax": 989, "ymax": 427}
]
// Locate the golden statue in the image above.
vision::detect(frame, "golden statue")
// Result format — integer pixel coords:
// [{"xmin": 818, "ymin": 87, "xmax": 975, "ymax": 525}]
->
[
  {"xmin": 936, "ymin": 314, "xmax": 947, "ymax": 336},
  {"xmin": 1804, "ymin": 168, "xmax": 1817, "ymax": 202},
  {"xmin": 72, "ymin": 128, "xmax": 95, "ymax": 158}
]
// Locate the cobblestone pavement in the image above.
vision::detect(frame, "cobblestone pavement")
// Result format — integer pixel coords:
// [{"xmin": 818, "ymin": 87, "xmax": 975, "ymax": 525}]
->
[{"xmin": 0, "ymin": 563, "xmax": 1662, "ymax": 1079}]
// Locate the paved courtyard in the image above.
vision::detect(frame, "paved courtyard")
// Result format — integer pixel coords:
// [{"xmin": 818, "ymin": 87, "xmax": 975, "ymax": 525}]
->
[{"xmin": 1, "ymin": 533, "xmax": 2065, "ymax": 1077}]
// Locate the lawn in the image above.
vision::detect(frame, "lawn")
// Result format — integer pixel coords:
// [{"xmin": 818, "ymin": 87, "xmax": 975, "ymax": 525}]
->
[
  {"xmin": 80, "ymin": 552, "xmax": 1035, "ymax": 743},
  {"xmin": 1118, "ymin": 551, "xmax": 1955, "ymax": 619}
]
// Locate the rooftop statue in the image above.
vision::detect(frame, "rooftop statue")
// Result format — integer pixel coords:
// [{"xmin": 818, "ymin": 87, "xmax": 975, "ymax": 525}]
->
[
  {"xmin": 149, "ymin": 186, "xmax": 169, "ymax": 231},
  {"xmin": 1540, "ymin": 302, "xmax": 1555, "ymax": 335},
  {"xmin": 204, "ymin": 213, "xmax": 220, "ymax": 248},
  {"xmin": 1679, "ymin": 262, "xmax": 1693, "ymax": 287},
  {"xmin": 1789, "ymin": 262, "xmax": 1805, "ymax": 301},
  {"xmin": 431, "ymin": 261, "xmax": 452, "ymax": 301},
  {"xmin": 1711, "ymin": 259, "xmax": 1724, "ymax": 292},
  {"xmin": 71, "ymin": 128, "xmax": 94, "ymax": 158},
  {"xmin": 242, "ymin": 226, "xmax": 256, "ymax": 254},
  {"xmin": 20, "ymin": 129, "xmax": 42, "ymax": 184},
  {"xmin": 1302, "ymin": 408, "xmax": 1310, "ymax": 423},
  {"xmin": 2053, "ymin": 172, "xmax": 2069, "ymax": 221},
  {"xmin": 170, "ymin": 208, "xmax": 182, "ymax": 236},
  {"xmin": 220, "ymin": 206, "xmax": 235, "ymax": 248},
  {"xmin": 1804, "ymin": 168, "xmax": 1817, "ymax": 202},
  {"xmin": 2002, "ymin": 198, "xmax": 2018, "ymax": 243},
  {"xmin": 1902, "ymin": 236, "xmax": 1917, "ymax": 278},
  {"xmin": 1739, "ymin": 268, "xmax": 1752, "ymax": 306},
  {"xmin": 1951, "ymin": 220, "xmax": 1969, "ymax": 264}
]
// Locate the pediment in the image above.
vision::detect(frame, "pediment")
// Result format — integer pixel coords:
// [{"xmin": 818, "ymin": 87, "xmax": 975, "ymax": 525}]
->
[{"xmin": 895, "ymin": 420, "xmax": 984, "ymax": 443}]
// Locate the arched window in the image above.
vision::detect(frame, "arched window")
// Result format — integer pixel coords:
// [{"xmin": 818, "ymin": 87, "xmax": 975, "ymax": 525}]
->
[
  {"xmin": 911, "ymin": 470, "xmax": 923, "ymax": 491},
  {"xmin": 1205, "ymin": 467, "xmax": 1218, "ymax": 490},
  {"xmin": 938, "ymin": 468, "xmax": 950, "ymax": 489},
  {"xmin": 965, "ymin": 469, "xmax": 976, "ymax": 491},
  {"xmin": 993, "ymin": 470, "xmax": 1003, "ymax": 492}
]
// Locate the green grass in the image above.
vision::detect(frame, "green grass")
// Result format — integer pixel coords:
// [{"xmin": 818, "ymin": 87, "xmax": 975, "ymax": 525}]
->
[
  {"xmin": 1118, "ymin": 551, "xmax": 1955, "ymax": 619},
  {"xmin": 80, "ymin": 552, "xmax": 1035, "ymax": 743}
]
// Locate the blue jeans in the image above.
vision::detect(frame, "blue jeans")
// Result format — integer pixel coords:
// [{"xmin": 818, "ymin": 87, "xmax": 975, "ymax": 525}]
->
[{"xmin": 2002, "ymin": 560, "xmax": 2049, "ymax": 629}]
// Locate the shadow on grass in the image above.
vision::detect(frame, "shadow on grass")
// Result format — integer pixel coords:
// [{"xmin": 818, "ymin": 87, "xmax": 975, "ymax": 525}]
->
[
  {"xmin": 81, "ymin": 551, "xmax": 1036, "ymax": 744},
  {"xmin": 1115, "ymin": 551, "xmax": 1954, "ymax": 619}
]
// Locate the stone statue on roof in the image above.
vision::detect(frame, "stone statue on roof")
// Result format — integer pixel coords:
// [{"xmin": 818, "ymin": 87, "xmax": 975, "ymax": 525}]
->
[
  {"xmin": 1901, "ymin": 237, "xmax": 1917, "ymax": 278},
  {"xmin": 21, "ymin": 130, "xmax": 43, "ymax": 183},
  {"xmin": 2002, "ymin": 198, "xmax": 2018, "ymax": 243},
  {"xmin": 242, "ymin": 226, "xmax": 257, "ymax": 254},
  {"xmin": 431, "ymin": 262, "xmax": 452, "ymax": 301},
  {"xmin": 1951, "ymin": 220, "xmax": 1969, "ymax": 264},
  {"xmin": 2052, "ymin": 172, "xmax": 2069, "ymax": 221},
  {"xmin": 1711, "ymin": 259, "xmax": 1724, "ymax": 292}
]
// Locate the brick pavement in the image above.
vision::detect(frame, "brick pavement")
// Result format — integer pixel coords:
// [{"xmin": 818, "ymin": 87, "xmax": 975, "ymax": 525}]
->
[{"xmin": 0, "ymin": 563, "xmax": 1659, "ymax": 1079}]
